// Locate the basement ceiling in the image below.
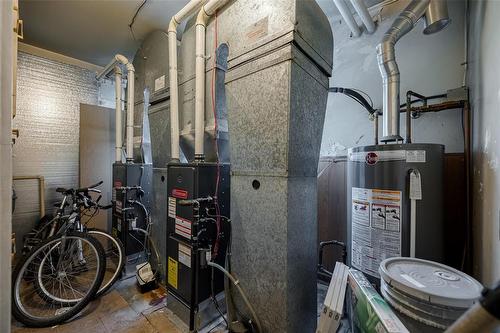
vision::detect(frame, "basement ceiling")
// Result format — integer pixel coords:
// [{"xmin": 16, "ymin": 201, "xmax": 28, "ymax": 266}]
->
[
  {"xmin": 19, "ymin": 0, "xmax": 189, "ymax": 66},
  {"xmin": 19, "ymin": 0, "xmax": 387, "ymax": 67}
]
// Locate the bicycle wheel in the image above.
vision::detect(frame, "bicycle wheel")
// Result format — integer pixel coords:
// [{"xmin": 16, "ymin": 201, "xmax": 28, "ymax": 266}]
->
[
  {"xmin": 12, "ymin": 232, "xmax": 105, "ymax": 327},
  {"xmin": 87, "ymin": 228, "xmax": 125, "ymax": 297}
]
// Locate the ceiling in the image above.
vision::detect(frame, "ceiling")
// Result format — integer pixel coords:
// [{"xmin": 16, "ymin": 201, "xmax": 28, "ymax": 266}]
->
[
  {"xmin": 19, "ymin": 0, "xmax": 189, "ymax": 66},
  {"xmin": 19, "ymin": 0, "xmax": 386, "ymax": 67}
]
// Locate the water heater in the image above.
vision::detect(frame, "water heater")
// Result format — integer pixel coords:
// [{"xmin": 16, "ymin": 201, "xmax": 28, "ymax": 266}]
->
[{"xmin": 347, "ymin": 143, "xmax": 444, "ymax": 284}]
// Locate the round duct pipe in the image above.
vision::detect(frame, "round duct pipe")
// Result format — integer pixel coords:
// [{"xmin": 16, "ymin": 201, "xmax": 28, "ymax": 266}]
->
[{"xmin": 423, "ymin": 0, "xmax": 451, "ymax": 35}]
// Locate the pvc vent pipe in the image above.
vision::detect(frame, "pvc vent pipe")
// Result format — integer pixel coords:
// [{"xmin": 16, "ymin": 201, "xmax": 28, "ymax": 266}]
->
[
  {"xmin": 349, "ymin": 0, "xmax": 376, "ymax": 34},
  {"xmin": 194, "ymin": 0, "xmax": 231, "ymax": 160},
  {"xmin": 114, "ymin": 66, "xmax": 123, "ymax": 162},
  {"xmin": 96, "ymin": 54, "xmax": 135, "ymax": 162},
  {"xmin": 377, "ymin": 0, "xmax": 450, "ymax": 142},
  {"xmin": 333, "ymin": 0, "xmax": 361, "ymax": 37},
  {"xmin": 168, "ymin": 0, "xmax": 207, "ymax": 162},
  {"xmin": 125, "ymin": 64, "xmax": 135, "ymax": 162}
]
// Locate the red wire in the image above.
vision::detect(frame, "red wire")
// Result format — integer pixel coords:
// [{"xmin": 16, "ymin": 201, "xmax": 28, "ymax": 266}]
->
[{"xmin": 211, "ymin": 10, "xmax": 221, "ymax": 258}]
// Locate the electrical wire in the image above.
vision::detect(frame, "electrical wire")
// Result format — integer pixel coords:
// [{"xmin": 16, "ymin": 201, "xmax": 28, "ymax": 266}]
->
[
  {"xmin": 129, "ymin": 0, "xmax": 148, "ymax": 42},
  {"xmin": 350, "ymin": 87, "xmax": 374, "ymax": 108},
  {"xmin": 211, "ymin": 10, "xmax": 222, "ymax": 259},
  {"xmin": 329, "ymin": 87, "xmax": 377, "ymax": 115}
]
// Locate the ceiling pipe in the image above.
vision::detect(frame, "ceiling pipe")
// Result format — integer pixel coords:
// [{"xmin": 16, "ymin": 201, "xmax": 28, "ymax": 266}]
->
[
  {"xmin": 377, "ymin": 0, "xmax": 450, "ymax": 142},
  {"xmin": 349, "ymin": 0, "xmax": 376, "ymax": 33},
  {"xmin": 96, "ymin": 54, "xmax": 135, "ymax": 162},
  {"xmin": 194, "ymin": 0, "xmax": 231, "ymax": 161},
  {"xmin": 333, "ymin": 0, "xmax": 361, "ymax": 37},
  {"xmin": 168, "ymin": 0, "xmax": 207, "ymax": 162}
]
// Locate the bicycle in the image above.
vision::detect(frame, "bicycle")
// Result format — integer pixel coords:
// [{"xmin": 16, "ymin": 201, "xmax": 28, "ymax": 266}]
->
[
  {"xmin": 23, "ymin": 181, "xmax": 125, "ymax": 298},
  {"xmin": 12, "ymin": 181, "xmax": 123, "ymax": 327}
]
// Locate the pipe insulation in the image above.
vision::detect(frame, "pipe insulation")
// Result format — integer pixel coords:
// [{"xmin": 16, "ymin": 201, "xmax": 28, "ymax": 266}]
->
[
  {"xmin": 333, "ymin": 0, "xmax": 361, "ymax": 37},
  {"xmin": 377, "ymin": 0, "xmax": 430, "ymax": 142},
  {"xmin": 168, "ymin": 0, "xmax": 207, "ymax": 161},
  {"xmin": 114, "ymin": 66, "xmax": 123, "ymax": 162},
  {"xmin": 349, "ymin": 0, "xmax": 376, "ymax": 33},
  {"xmin": 194, "ymin": 0, "xmax": 231, "ymax": 159}
]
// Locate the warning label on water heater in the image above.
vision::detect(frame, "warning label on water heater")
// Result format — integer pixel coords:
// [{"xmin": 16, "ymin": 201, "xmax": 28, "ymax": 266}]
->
[{"xmin": 351, "ymin": 187, "xmax": 402, "ymax": 278}]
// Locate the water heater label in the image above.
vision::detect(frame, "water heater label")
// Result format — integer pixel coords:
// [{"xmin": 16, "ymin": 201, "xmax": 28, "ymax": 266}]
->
[
  {"xmin": 349, "ymin": 150, "xmax": 406, "ymax": 164},
  {"xmin": 351, "ymin": 187, "xmax": 402, "ymax": 278},
  {"xmin": 406, "ymin": 150, "xmax": 426, "ymax": 163}
]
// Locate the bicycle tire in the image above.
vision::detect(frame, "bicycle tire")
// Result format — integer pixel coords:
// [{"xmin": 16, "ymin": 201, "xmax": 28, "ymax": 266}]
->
[
  {"xmin": 87, "ymin": 228, "xmax": 125, "ymax": 297},
  {"xmin": 12, "ymin": 232, "xmax": 106, "ymax": 327}
]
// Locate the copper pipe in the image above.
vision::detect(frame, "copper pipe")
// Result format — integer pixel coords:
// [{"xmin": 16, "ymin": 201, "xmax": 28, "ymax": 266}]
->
[
  {"xmin": 406, "ymin": 93, "xmax": 412, "ymax": 143},
  {"xmin": 400, "ymin": 100, "xmax": 465, "ymax": 114},
  {"xmin": 13, "ymin": 175, "xmax": 45, "ymax": 217}
]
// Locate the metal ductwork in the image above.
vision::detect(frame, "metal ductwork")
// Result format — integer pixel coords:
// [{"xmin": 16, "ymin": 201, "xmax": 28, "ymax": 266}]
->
[
  {"xmin": 424, "ymin": 0, "xmax": 451, "ymax": 34},
  {"xmin": 377, "ymin": 0, "xmax": 450, "ymax": 142}
]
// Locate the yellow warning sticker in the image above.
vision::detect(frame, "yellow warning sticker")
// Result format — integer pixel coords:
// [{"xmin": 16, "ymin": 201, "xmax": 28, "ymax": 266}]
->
[{"xmin": 168, "ymin": 257, "xmax": 178, "ymax": 289}]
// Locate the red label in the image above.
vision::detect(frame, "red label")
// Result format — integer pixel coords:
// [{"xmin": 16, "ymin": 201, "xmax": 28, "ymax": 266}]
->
[
  {"xmin": 365, "ymin": 152, "xmax": 378, "ymax": 165},
  {"xmin": 114, "ymin": 181, "xmax": 122, "ymax": 188},
  {"xmin": 172, "ymin": 188, "xmax": 188, "ymax": 199}
]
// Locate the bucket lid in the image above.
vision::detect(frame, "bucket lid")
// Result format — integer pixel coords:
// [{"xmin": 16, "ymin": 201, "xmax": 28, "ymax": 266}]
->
[{"xmin": 379, "ymin": 257, "xmax": 483, "ymax": 308}]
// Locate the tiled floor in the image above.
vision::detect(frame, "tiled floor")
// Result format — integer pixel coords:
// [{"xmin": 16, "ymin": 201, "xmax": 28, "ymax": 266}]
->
[
  {"xmin": 11, "ymin": 277, "xmax": 225, "ymax": 333},
  {"xmin": 13, "ymin": 280, "xmax": 331, "ymax": 333}
]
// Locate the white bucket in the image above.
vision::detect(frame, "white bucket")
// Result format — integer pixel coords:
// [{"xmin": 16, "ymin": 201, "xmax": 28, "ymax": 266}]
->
[{"xmin": 379, "ymin": 257, "xmax": 483, "ymax": 332}]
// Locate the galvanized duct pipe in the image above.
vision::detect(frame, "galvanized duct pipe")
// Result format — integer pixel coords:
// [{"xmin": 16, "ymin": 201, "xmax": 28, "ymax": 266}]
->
[
  {"xmin": 349, "ymin": 0, "xmax": 376, "ymax": 33},
  {"xmin": 333, "ymin": 0, "xmax": 361, "ymax": 37},
  {"xmin": 194, "ymin": 0, "xmax": 231, "ymax": 160},
  {"xmin": 377, "ymin": 0, "xmax": 449, "ymax": 142},
  {"xmin": 96, "ymin": 54, "xmax": 135, "ymax": 162},
  {"xmin": 168, "ymin": 0, "xmax": 207, "ymax": 162}
]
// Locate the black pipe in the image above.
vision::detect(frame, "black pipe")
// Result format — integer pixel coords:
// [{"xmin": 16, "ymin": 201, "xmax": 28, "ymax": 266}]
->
[
  {"xmin": 318, "ymin": 240, "xmax": 347, "ymax": 279},
  {"xmin": 400, "ymin": 92, "xmax": 447, "ymax": 108},
  {"xmin": 329, "ymin": 87, "xmax": 377, "ymax": 115}
]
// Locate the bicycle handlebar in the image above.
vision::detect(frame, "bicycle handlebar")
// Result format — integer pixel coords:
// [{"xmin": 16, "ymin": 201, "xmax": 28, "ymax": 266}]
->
[{"xmin": 76, "ymin": 180, "xmax": 103, "ymax": 193}]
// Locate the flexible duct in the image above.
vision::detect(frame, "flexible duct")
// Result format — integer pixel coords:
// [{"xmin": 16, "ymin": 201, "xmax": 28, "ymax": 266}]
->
[
  {"xmin": 377, "ymin": 0, "xmax": 449, "ymax": 142},
  {"xmin": 168, "ymin": 0, "xmax": 207, "ymax": 162},
  {"xmin": 194, "ymin": 0, "xmax": 231, "ymax": 160}
]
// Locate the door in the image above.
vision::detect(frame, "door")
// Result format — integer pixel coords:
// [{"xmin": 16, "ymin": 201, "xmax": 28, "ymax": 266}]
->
[{"xmin": 79, "ymin": 103, "xmax": 115, "ymax": 231}]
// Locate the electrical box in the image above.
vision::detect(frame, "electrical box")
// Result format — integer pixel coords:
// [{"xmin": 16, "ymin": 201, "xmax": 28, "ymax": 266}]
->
[
  {"xmin": 166, "ymin": 162, "xmax": 230, "ymax": 330},
  {"xmin": 112, "ymin": 163, "xmax": 153, "ymax": 256}
]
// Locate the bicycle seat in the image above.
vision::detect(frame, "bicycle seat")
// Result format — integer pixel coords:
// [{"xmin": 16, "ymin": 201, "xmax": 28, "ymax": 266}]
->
[{"xmin": 56, "ymin": 187, "xmax": 68, "ymax": 193}]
